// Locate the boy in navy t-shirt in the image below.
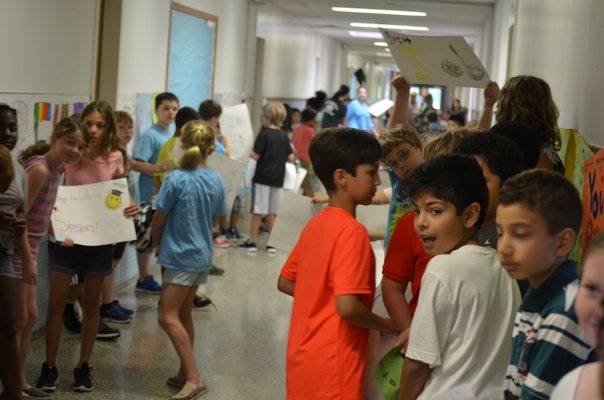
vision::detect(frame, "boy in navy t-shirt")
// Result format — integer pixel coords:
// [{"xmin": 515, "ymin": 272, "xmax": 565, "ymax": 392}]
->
[{"xmin": 240, "ymin": 103, "xmax": 293, "ymax": 253}]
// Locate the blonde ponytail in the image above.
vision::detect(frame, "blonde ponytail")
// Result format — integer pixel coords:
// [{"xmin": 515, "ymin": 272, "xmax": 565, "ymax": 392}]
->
[{"xmin": 178, "ymin": 120, "xmax": 215, "ymax": 170}]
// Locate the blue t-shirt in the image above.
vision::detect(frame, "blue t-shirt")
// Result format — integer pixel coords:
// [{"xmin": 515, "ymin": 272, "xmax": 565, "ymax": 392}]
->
[
  {"xmin": 134, "ymin": 124, "xmax": 173, "ymax": 203},
  {"xmin": 346, "ymin": 99, "xmax": 373, "ymax": 132},
  {"xmin": 384, "ymin": 170, "xmax": 413, "ymax": 248},
  {"xmin": 215, "ymin": 139, "xmax": 227, "ymax": 156},
  {"xmin": 154, "ymin": 167, "xmax": 226, "ymax": 272}
]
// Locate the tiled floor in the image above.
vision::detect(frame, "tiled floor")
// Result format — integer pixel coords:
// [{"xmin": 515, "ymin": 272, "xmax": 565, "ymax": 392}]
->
[{"xmin": 25, "ymin": 239, "xmax": 292, "ymax": 399}]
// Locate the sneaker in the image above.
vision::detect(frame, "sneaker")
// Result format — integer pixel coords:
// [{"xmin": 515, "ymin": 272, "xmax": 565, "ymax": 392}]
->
[
  {"xmin": 266, "ymin": 245, "xmax": 277, "ymax": 254},
  {"xmin": 100, "ymin": 302, "xmax": 132, "ymax": 323},
  {"xmin": 239, "ymin": 239, "xmax": 257, "ymax": 252},
  {"xmin": 213, "ymin": 235, "xmax": 230, "ymax": 249},
  {"xmin": 136, "ymin": 275, "xmax": 162, "ymax": 294},
  {"xmin": 63, "ymin": 304, "xmax": 81, "ymax": 334},
  {"xmin": 225, "ymin": 228, "xmax": 243, "ymax": 241},
  {"xmin": 208, "ymin": 264, "xmax": 225, "ymax": 276},
  {"xmin": 192, "ymin": 294, "xmax": 214, "ymax": 311},
  {"xmin": 97, "ymin": 321, "xmax": 121, "ymax": 341},
  {"xmin": 35, "ymin": 362, "xmax": 58, "ymax": 392},
  {"xmin": 23, "ymin": 386, "xmax": 51, "ymax": 397},
  {"xmin": 72, "ymin": 363, "xmax": 93, "ymax": 392},
  {"xmin": 113, "ymin": 300, "xmax": 134, "ymax": 316}
]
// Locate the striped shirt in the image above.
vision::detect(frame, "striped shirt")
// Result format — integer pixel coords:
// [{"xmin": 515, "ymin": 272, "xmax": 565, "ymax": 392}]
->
[
  {"xmin": 503, "ymin": 260, "xmax": 591, "ymax": 400},
  {"xmin": 23, "ymin": 155, "xmax": 59, "ymax": 254}
]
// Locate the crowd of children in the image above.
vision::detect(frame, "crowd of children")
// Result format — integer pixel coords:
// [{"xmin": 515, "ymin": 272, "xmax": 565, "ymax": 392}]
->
[
  {"xmin": 278, "ymin": 72, "xmax": 603, "ymax": 400},
  {"xmin": 0, "ymin": 69, "xmax": 603, "ymax": 400}
]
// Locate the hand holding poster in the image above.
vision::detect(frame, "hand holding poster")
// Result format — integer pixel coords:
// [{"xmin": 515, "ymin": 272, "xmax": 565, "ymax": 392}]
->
[
  {"xmin": 51, "ymin": 178, "xmax": 137, "ymax": 246},
  {"xmin": 582, "ymin": 148, "xmax": 604, "ymax": 251},
  {"xmin": 380, "ymin": 29, "xmax": 490, "ymax": 88}
]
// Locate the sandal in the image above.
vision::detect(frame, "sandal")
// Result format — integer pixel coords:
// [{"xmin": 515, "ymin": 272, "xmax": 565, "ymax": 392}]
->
[
  {"xmin": 169, "ymin": 382, "xmax": 209, "ymax": 400},
  {"xmin": 166, "ymin": 376, "xmax": 186, "ymax": 390}
]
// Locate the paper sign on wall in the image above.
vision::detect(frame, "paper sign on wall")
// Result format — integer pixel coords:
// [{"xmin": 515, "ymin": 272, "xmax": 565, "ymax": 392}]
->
[
  {"xmin": 379, "ymin": 29, "xmax": 490, "ymax": 88},
  {"xmin": 582, "ymin": 148, "xmax": 604, "ymax": 251},
  {"xmin": 51, "ymin": 178, "xmax": 136, "ymax": 246}
]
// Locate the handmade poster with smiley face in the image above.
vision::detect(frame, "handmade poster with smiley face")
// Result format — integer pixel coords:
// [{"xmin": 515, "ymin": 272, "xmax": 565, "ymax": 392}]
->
[
  {"xmin": 379, "ymin": 29, "xmax": 490, "ymax": 88},
  {"xmin": 51, "ymin": 178, "xmax": 136, "ymax": 246}
]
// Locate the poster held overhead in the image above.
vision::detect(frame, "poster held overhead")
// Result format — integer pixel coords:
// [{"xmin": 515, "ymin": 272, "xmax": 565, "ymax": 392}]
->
[{"xmin": 379, "ymin": 29, "xmax": 490, "ymax": 88}]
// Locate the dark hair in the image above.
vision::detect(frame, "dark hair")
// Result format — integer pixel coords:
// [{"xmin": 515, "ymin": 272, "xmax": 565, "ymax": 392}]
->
[
  {"xmin": 176, "ymin": 107, "xmax": 200, "ymax": 131},
  {"xmin": 301, "ymin": 108, "xmax": 317, "ymax": 123},
  {"xmin": 448, "ymin": 112, "xmax": 465, "ymax": 127},
  {"xmin": 283, "ymin": 103, "xmax": 293, "ymax": 133},
  {"xmin": 291, "ymin": 108, "xmax": 301, "ymax": 115},
  {"xmin": 198, "ymin": 100, "xmax": 222, "ymax": 120},
  {"xmin": 489, "ymin": 122, "xmax": 540, "ymax": 169},
  {"xmin": 19, "ymin": 118, "xmax": 88, "ymax": 164},
  {"xmin": 454, "ymin": 132, "xmax": 523, "ymax": 185},
  {"xmin": 406, "ymin": 154, "xmax": 488, "ymax": 229},
  {"xmin": 306, "ymin": 91, "xmax": 327, "ymax": 111},
  {"xmin": 309, "ymin": 128, "xmax": 381, "ymax": 193},
  {"xmin": 333, "ymin": 85, "xmax": 350, "ymax": 99},
  {"xmin": 155, "ymin": 92, "xmax": 179, "ymax": 109},
  {"xmin": 0, "ymin": 104, "xmax": 17, "ymax": 118},
  {"xmin": 498, "ymin": 169, "xmax": 582, "ymax": 235},
  {"xmin": 426, "ymin": 111, "xmax": 438, "ymax": 123}
]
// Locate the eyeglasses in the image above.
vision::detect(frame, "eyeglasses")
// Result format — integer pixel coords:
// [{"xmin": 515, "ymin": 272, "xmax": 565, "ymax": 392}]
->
[{"xmin": 384, "ymin": 149, "xmax": 411, "ymax": 171}]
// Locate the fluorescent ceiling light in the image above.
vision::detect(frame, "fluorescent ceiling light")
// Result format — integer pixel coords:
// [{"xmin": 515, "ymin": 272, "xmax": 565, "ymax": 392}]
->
[
  {"xmin": 385, "ymin": 48, "xmax": 391, "ymax": 52},
  {"xmin": 333, "ymin": 7, "xmax": 426, "ymax": 17},
  {"xmin": 350, "ymin": 22, "xmax": 429, "ymax": 31},
  {"xmin": 349, "ymin": 30, "xmax": 384, "ymax": 39},
  {"xmin": 374, "ymin": 42, "xmax": 388, "ymax": 47}
]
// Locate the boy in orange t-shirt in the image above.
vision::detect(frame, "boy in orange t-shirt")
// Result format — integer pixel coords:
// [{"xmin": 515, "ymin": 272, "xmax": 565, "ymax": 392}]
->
[{"xmin": 278, "ymin": 128, "xmax": 398, "ymax": 399}]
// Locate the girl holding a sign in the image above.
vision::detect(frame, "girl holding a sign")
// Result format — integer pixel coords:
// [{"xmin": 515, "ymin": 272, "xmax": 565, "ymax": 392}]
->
[
  {"xmin": 12, "ymin": 117, "xmax": 88, "ymax": 398},
  {"xmin": 151, "ymin": 120, "xmax": 226, "ymax": 400},
  {"xmin": 36, "ymin": 101, "xmax": 138, "ymax": 393}
]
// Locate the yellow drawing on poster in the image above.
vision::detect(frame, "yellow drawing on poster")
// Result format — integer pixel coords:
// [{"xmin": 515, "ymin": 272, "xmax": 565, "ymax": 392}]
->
[
  {"xmin": 393, "ymin": 43, "xmax": 430, "ymax": 80},
  {"xmin": 105, "ymin": 189, "xmax": 123, "ymax": 210}
]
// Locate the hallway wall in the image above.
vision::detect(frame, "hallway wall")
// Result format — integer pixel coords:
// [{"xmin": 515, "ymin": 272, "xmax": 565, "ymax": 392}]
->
[
  {"xmin": 510, "ymin": 0, "xmax": 604, "ymax": 146},
  {"xmin": 256, "ymin": 5, "xmax": 345, "ymax": 101}
]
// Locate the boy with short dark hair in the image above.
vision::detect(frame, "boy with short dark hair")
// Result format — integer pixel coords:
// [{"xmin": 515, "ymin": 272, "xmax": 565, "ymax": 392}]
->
[
  {"xmin": 497, "ymin": 169, "xmax": 591, "ymax": 400},
  {"xmin": 278, "ymin": 128, "xmax": 397, "ymax": 399},
  {"xmin": 130, "ymin": 92, "xmax": 179, "ymax": 294},
  {"xmin": 398, "ymin": 154, "xmax": 520, "ymax": 400},
  {"xmin": 455, "ymin": 132, "xmax": 524, "ymax": 248}
]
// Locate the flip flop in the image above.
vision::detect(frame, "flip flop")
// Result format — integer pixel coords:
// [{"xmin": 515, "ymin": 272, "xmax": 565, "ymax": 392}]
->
[
  {"xmin": 169, "ymin": 382, "xmax": 209, "ymax": 400},
  {"xmin": 166, "ymin": 376, "xmax": 186, "ymax": 390}
]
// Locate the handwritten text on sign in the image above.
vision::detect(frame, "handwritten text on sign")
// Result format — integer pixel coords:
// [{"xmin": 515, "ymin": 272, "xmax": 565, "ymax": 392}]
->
[
  {"xmin": 582, "ymin": 148, "xmax": 604, "ymax": 251},
  {"xmin": 51, "ymin": 178, "xmax": 136, "ymax": 246}
]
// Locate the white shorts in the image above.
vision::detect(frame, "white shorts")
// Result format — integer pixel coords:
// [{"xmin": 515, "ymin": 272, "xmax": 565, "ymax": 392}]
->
[
  {"xmin": 163, "ymin": 269, "xmax": 209, "ymax": 287},
  {"xmin": 251, "ymin": 183, "xmax": 284, "ymax": 215}
]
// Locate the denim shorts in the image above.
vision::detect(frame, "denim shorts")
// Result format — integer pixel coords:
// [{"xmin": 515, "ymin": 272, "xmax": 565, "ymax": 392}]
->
[
  {"xmin": 51, "ymin": 244, "xmax": 113, "ymax": 278},
  {"xmin": 0, "ymin": 250, "xmax": 15, "ymax": 278},
  {"xmin": 163, "ymin": 269, "xmax": 209, "ymax": 287}
]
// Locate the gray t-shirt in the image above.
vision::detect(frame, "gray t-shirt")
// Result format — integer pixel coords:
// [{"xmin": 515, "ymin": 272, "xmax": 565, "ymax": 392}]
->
[{"xmin": 0, "ymin": 161, "xmax": 27, "ymax": 253}]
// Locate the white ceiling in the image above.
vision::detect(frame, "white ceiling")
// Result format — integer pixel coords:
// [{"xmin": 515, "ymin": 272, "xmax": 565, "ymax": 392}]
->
[{"xmin": 267, "ymin": 0, "xmax": 496, "ymax": 52}]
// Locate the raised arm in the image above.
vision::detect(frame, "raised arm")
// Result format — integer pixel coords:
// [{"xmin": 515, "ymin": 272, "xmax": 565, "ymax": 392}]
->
[
  {"xmin": 388, "ymin": 75, "xmax": 411, "ymax": 129},
  {"xmin": 477, "ymin": 81, "xmax": 500, "ymax": 131}
]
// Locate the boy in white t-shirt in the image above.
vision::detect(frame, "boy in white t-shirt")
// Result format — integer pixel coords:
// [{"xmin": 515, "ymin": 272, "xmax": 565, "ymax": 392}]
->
[{"xmin": 397, "ymin": 154, "xmax": 521, "ymax": 400}]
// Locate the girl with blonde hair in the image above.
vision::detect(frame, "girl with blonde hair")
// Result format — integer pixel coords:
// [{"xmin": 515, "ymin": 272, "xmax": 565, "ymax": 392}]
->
[{"xmin": 151, "ymin": 120, "xmax": 225, "ymax": 399}]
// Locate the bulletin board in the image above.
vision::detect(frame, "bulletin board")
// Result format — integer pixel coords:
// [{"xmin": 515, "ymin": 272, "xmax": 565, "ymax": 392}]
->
[{"xmin": 167, "ymin": 2, "xmax": 218, "ymax": 109}]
